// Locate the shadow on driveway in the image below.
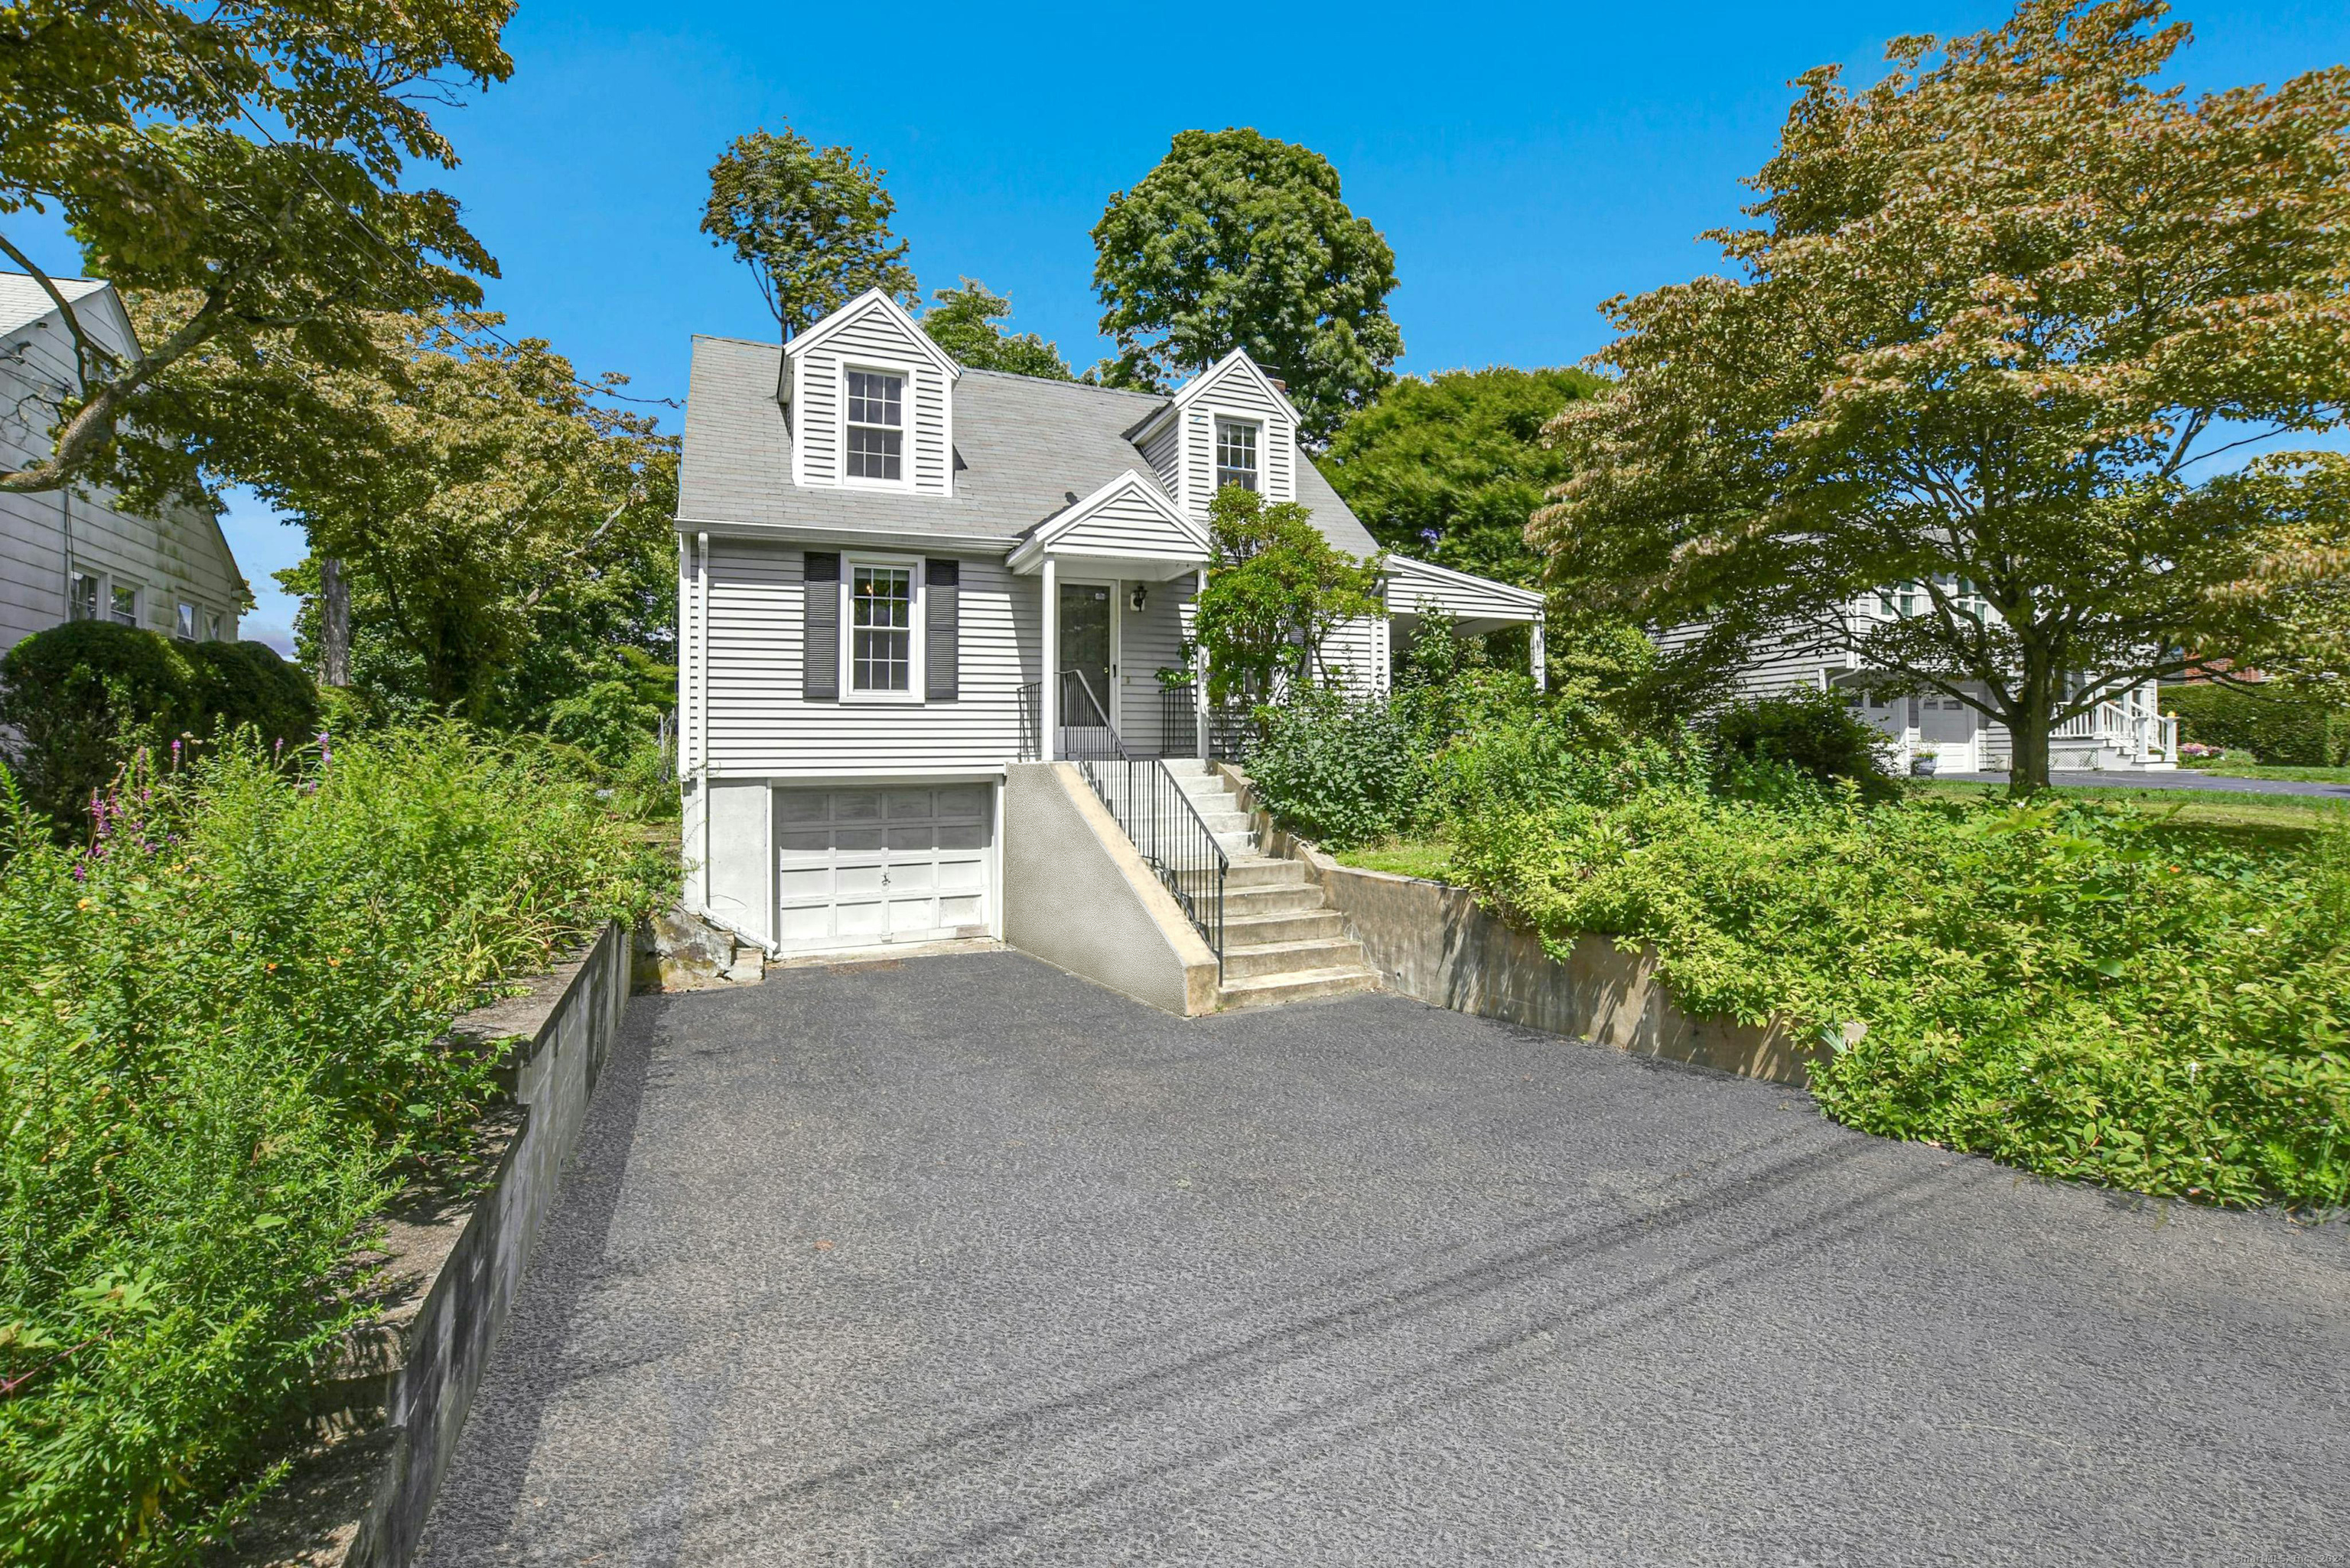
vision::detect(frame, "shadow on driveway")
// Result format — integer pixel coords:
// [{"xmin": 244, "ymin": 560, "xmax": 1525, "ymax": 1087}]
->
[{"xmin": 418, "ymin": 949, "xmax": 2350, "ymax": 1567}]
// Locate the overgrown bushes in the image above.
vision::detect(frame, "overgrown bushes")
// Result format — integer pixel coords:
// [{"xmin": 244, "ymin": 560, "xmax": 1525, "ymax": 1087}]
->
[
  {"xmin": 1702, "ymin": 688, "xmax": 1899, "ymax": 800},
  {"xmin": 0, "ymin": 623, "xmax": 320, "ymax": 834},
  {"xmin": 0, "ymin": 728, "xmax": 669, "ymax": 1565},
  {"xmin": 2161, "ymin": 680, "xmax": 2350, "ymax": 767},
  {"xmin": 1247, "ymin": 671, "xmax": 2348, "ymax": 1212}
]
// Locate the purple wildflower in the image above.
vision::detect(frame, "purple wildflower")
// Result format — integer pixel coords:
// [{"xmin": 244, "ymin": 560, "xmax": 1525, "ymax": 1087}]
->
[{"xmin": 317, "ymin": 730, "xmax": 332, "ymax": 767}]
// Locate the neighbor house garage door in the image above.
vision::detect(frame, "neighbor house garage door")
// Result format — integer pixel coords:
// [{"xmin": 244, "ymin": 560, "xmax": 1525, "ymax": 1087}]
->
[{"xmin": 774, "ymin": 785, "xmax": 994, "ymax": 952}]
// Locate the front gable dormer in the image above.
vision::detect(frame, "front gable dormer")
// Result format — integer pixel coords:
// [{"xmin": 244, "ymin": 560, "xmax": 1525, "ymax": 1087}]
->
[
  {"xmin": 784, "ymin": 289, "xmax": 959, "ymax": 496},
  {"xmin": 1125, "ymin": 350, "xmax": 1301, "ymax": 520}
]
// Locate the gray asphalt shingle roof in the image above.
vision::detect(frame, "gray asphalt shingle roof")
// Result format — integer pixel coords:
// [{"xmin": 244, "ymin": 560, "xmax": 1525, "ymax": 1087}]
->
[{"xmin": 677, "ymin": 335, "xmax": 1375, "ymax": 555}]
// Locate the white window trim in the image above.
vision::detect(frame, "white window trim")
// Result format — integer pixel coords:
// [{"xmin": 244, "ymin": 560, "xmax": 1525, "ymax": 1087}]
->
[
  {"xmin": 1212, "ymin": 415, "xmax": 1262, "ymax": 496},
  {"xmin": 839, "ymin": 359, "xmax": 918, "ymax": 493},
  {"xmin": 840, "ymin": 551, "xmax": 926, "ymax": 704},
  {"xmin": 108, "ymin": 580, "xmax": 142, "ymax": 629}
]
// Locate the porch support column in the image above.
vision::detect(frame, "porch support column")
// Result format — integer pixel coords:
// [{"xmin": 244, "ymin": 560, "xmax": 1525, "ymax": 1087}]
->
[
  {"xmin": 1040, "ymin": 554, "xmax": 1058, "ymax": 762},
  {"xmin": 1529, "ymin": 613, "xmax": 1548, "ymax": 692},
  {"xmin": 1193, "ymin": 566, "xmax": 1211, "ymax": 759}
]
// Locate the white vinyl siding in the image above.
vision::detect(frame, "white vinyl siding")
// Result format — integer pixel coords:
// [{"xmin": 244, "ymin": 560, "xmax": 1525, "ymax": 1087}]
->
[
  {"xmin": 1049, "ymin": 489, "xmax": 1205, "ymax": 561},
  {"xmin": 1317, "ymin": 615, "xmax": 1387, "ymax": 696},
  {"xmin": 703, "ymin": 540, "xmax": 1036, "ymax": 777},
  {"xmin": 1179, "ymin": 359, "xmax": 1294, "ymax": 518},
  {"xmin": 1138, "ymin": 419, "xmax": 1184, "ymax": 510},
  {"xmin": 0, "ymin": 287, "xmax": 242, "ymax": 654},
  {"xmin": 788, "ymin": 298, "xmax": 952, "ymax": 496},
  {"xmin": 1115, "ymin": 578, "xmax": 1199, "ymax": 753}
]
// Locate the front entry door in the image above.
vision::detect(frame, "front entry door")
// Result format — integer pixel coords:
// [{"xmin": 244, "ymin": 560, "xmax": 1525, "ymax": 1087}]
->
[{"xmin": 1058, "ymin": 581, "xmax": 1117, "ymax": 747}]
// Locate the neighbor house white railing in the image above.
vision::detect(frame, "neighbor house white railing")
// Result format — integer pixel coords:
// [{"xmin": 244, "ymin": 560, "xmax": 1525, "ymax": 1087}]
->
[{"xmin": 2051, "ymin": 701, "xmax": 2175, "ymax": 762}]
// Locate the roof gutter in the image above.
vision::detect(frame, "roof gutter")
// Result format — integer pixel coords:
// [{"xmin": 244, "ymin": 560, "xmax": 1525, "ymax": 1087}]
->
[{"xmin": 672, "ymin": 515, "xmax": 1015, "ymax": 555}]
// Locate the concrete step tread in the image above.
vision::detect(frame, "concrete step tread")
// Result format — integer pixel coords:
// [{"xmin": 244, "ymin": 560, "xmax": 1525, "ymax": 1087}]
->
[
  {"xmin": 1222, "ymin": 909, "xmax": 1345, "ymax": 942},
  {"xmin": 1216, "ymin": 965, "xmax": 1381, "ymax": 1008},
  {"xmin": 1219, "ymin": 936, "xmax": 1368, "ymax": 979}
]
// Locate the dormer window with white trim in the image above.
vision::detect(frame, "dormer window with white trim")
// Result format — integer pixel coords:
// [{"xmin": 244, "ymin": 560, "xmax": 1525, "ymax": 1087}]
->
[
  {"xmin": 845, "ymin": 368, "xmax": 905, "ymax": 483},
  {"xmin": 1215, "ymin": 418, "xmax": 1259, "ymax": 493}
]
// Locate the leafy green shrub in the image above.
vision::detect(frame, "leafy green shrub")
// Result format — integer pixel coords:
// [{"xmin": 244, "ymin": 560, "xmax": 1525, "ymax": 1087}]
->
[
  {"xmin": 1445, "ymin": 764, "xmax": 2348, "ymax": 1210},
  {"xmin": 0, "ymin": 727, "xmax": 669, "ymax": 1564},
  {"xmin": 1703, "ymin": 688, "xmax": 1899, "ymax": 800},
  {"xmin": 1247, "ymin": 685, "xmax": 1425, "ymax": 849},
  {"xmin": 2161, "ymin": 681, "xmax": 2349, "ymax": 767},
  {"xmin": 0, "ymin": 623, "xmax": 320, "ymax": 833}
]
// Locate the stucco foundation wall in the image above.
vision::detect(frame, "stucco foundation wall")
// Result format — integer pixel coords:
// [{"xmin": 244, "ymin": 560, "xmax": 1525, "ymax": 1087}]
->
[{"xmin": 1003, "ymin": 763, "xmax": 1218, "ymax": 1017}]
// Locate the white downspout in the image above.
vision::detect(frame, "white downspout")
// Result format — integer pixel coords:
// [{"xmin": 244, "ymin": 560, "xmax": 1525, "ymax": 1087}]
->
[
  {"xmin": 1040, "ymin": 554, "xmax": 1058, "ymax": 763},
  {"xmin": 1194, "ymin": 565, "xmax": 1211, "ymax": 759},
  {"xmin": 1530, "ymin": 613, "xmax": 1548, "ymax": 693}
]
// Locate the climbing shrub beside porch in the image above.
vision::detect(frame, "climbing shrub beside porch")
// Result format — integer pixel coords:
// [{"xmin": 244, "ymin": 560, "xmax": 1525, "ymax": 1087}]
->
[{"xmin": 0, "ymin": 728, "xmax": 668, "ymax": 1566}]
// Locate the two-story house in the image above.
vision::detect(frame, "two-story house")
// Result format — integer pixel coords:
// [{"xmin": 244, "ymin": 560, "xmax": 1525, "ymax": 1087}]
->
[
  {"xmin": 1, "ymin": 273, "xmax": 246, "ymax": 655},
  {"xmin": 674, "ymin": 288, "xmax": 1541, "ymax": 996}
]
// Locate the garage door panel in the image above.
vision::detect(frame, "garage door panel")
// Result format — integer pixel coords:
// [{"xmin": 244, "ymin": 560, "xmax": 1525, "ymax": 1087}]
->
[
  {"xmin": 772, "ymin": 786, "xmax": 996, "ymax": 953},
  {"xmin": 779, "ymin": 866, "xmax": 834, "ymax": 898}
]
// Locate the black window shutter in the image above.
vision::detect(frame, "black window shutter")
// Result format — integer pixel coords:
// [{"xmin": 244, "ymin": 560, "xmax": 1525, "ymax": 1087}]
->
[
  {"xmin": 802, "ymin": 551, "xmax": 839, "ymax": 701},
  {"xmin": 926, "ymin": 558, "xmax": 959, "ymax": 701}
]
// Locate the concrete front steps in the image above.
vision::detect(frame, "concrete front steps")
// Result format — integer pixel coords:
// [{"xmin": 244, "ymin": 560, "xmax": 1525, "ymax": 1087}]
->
[{"xmin": 1162, "ymin": 760, "xmax": 1379, "ymax": 1010}]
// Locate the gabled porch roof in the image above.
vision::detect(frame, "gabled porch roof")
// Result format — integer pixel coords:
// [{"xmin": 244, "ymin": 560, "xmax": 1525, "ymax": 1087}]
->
[{"xmin": 1005, "ymin": 470, "xmax": 1209, "ymax": 582}]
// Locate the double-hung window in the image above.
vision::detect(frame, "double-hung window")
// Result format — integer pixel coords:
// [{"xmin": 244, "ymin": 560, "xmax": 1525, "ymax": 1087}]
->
[
  {"xmin": 175, "ymin": 601, "xmax": 197, "ymax": 641},
  {"xmin": 845, "ymin": 369, "xmax": 904, "ymax": 483},
  {"xmin": 1214, "ymin": 418, "xmax": 1259, "ymax": 493},
  {"xmin": 109, "ymin": 583, "xmax": 138, "ymax": 627},
  {"xmin": 68, "ymin": 571, "xmax": 99, "ymax": 621},
  {"xmin": 849, "ymin": 564, "xmax": 915, "ymax": 694}
]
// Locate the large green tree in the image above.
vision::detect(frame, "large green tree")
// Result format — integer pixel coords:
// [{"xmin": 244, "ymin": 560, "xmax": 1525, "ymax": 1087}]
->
[
  {"xmin": 0, "ymin": 0, "xmax": 513, "ymax": 497},
  {"xmin": 1092, "ymin": 129, "xmax": 1402, "ymax": 440},
  {"xmin": 1536, "ymin": 0, "xmax": 2350, "ymax": 792},
  {"xmin": 182, "ymin": 309, "xmax": 675, "ymax": 717},
  {"xmin": 701, "ymin": 125, "xmax": 918, "ymax": 337},
  {"xmin": 920, "ymin": 278, "xmax": 1072, "ymax": 378},
  {"xmin": 1319, "ymin": 366, "xmax": 1602, "ymax": 586}
]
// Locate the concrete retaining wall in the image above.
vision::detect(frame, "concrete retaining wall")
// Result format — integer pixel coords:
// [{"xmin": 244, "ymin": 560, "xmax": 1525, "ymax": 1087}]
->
[
  {"xmin": 1003, "ymin": 763, "xmax": 1219, "ymax": 1017},
  {"xmin": 1218, "ymin": 768, "xmax": 1821, "ymax": 1085},
  {"xmin": 227, "ymin": 920, "xmax": 633, "ymax": 1566}
]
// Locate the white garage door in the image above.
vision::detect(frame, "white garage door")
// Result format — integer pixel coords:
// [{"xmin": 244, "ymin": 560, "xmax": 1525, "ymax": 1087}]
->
[{"xmin": 774, "ymin": 785, "xmax": 994, "ymax": 952}]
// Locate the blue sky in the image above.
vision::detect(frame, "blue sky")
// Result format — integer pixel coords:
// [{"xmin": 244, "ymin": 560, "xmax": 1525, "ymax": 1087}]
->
[{"xmin": 15, "ymin": 0, "xmax": 2350, "ymax": 649}]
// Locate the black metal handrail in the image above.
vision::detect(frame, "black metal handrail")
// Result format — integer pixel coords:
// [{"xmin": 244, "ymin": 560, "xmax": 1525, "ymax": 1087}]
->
[{"xmin": 1058, "ymin": 669, "xmax": 1227, "ymax": 971}]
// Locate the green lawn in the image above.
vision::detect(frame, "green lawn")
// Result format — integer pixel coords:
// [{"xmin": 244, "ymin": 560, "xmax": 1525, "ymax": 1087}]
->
[
  {"xmin": 1333, "ymin": 836, "xmax": 1459, "ymax": 882},
  {"xmin": 2183, "ymin": 763, "xmax": 2350, "ymax": 786},
  {"xmin": 1339, "ymin": 786, "xmax": 2347, "ymax": 882},
  {"xmin": 1909, "ymin": 779, "xmax": 2348, "ymax": 853}
]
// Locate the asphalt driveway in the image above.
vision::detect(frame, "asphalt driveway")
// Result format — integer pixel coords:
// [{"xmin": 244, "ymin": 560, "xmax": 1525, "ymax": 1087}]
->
[{"xmin": 418, "ymin": 949, "xmax": 2350, "ymax": 1566}]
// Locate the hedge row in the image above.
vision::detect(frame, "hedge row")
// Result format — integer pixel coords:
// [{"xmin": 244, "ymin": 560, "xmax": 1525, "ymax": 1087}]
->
[
  {"xmin": 0, "ymin": 620, "xmax": 319, "ymax": 832},
  {"xmin": 2160, "ymin": 681, "xmax": 2349, "ymax": 768}
]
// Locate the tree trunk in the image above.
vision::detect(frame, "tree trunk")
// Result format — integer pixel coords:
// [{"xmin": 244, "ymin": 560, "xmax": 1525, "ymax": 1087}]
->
[
  {"xmin": 2010, "ymin": 654, "xmax": 2059, "ymax": 796},
  {"xmin": 319, "ymin": 558, "xmax": 350, "ymax": 688}
]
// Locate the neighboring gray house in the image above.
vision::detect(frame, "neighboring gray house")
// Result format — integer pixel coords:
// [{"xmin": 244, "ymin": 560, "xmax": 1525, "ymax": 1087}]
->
[
  {"xmin": 1665, "ymin": 593, "xmax": 2177, "ymax": 774},
  {"xmin": 0, "ymin": 273, "xmax": 246, "ymax": 656},
  {"xmin": 674, "ymin": 288, "xmax": 1540, "ymax": 991}
]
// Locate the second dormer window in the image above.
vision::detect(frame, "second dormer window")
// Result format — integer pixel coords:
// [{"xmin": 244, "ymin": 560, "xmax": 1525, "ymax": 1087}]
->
[
  {"xmin": 1215, "ymin": 418, "xmax": 1258, "ymax": 492},
  {"xmin": 845, "ymin": 369, "xmax": 904, "ymax": 482}
]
